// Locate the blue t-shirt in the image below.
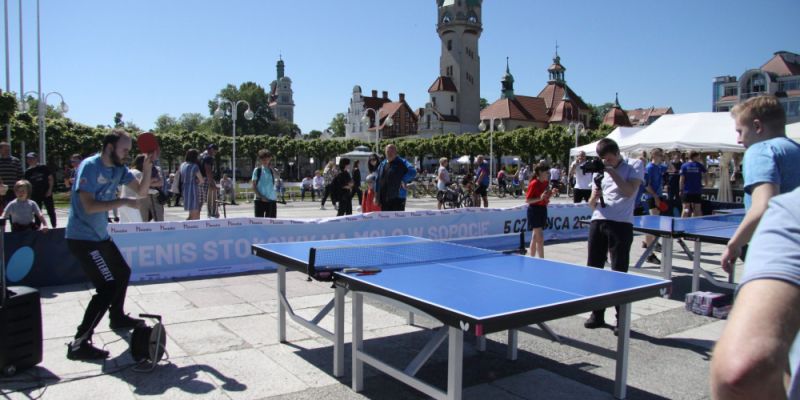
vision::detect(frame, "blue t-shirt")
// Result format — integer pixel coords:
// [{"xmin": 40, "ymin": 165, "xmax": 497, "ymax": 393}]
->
[
  {"xmin": 742, "ymin": 136, "xmax": 800, "ymax": 209},
  {"xmin": 65, "ymin": 154, "xmax": 134, "ymax": 241},
  {"xmin": 739, "ymin": 187, "xmax": 800, "ymax": 399},
  {"xmin": 252, "ymin": 166, "xmax": 276, "ymax": 201},
  {"xmin": 644, "ymin": 162, "xmax": 664, "ymax": 200},
  {"xmin": 680, "ymin": 161, "xmax": 706, "ymax": 194},
  {"xmin": 475, "ymin": 162, "xmax": 490, "ymax": 186}
]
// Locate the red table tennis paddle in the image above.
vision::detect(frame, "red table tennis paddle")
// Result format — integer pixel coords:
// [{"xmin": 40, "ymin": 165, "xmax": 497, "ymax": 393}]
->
[{"xmin": 137, "ymin": 131, "xmax": 159, "ymax": 154}]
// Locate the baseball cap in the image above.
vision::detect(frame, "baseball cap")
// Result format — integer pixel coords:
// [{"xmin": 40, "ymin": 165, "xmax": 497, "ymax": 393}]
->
[
  {"xmin": 26, "ymin": 152, "xmax": 37, "ymax": 158},
  {"xmin": 207, "ymin": 144, "xmax": 219, "ymax": 150}
]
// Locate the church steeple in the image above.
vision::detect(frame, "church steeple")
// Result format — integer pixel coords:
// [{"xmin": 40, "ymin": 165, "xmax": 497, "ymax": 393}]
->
[
  {"xmin": 501, "ymin": 57, "xmax": 515, "ymax": 99},
  {"xmin": 547, "ymin": 42, "xmax": 566, "ymax": 84},
  {"xmin": 276, "ymin": 56, "xmax": 285, "ymax": 79}
]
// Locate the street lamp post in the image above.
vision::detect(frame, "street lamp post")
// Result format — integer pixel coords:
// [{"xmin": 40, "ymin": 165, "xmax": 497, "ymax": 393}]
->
[
  {"xmin": 37, "ymin": 91, "xmax": 67, "ymax": 165},
  {"xmin": 568, "ymin": 121, "xmax": 585, "ymax": 150},
  {"xmin": 214, "ymin": 99, "xmax": 254, "ymax": 201},
  {"xmin": 478, "ymin": 118, "xmax": 505, "ymax": 182},
  {"xmin": 361, "ymin": 108, "xmax": 393, "ymax": 154}
]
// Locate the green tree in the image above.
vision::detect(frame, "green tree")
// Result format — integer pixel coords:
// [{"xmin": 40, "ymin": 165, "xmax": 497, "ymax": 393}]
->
[
  {"xmin": 329, "ymin": 113, "xmax": 346, "ymax": 137},
  {"xmin": 0, "ymin": 91, "xmax": 18, "ymax": 127},
  {"xmin": 588, "ymin": 102, "xmax": 615, "ymax": 128},
  {"xmin": 178, "ymin": 113, "xmax": 207, "ymax": 133},
  {"xmin": 480, "ymin": 97, "xmax": 489, "ymax": 110},
  {"xmin": 114, "ymin": 112, "xmax": 124, "ymax": 127},
  {"xmin": 307, "ymin": 130, "xmax": 323, "ymax": 139},
  {"xmin": 154, "ymin": 114, "xmax": 178, "ymax": 133},
  {"xmin": 208, "ymin": 82, "xmax": 273, "ymax": 136}
]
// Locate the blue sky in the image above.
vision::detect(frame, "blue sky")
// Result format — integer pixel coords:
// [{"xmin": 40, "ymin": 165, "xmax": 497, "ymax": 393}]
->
[{"xmin": 3, "ymin": 0, "xmax": 798, "ymax": 133}]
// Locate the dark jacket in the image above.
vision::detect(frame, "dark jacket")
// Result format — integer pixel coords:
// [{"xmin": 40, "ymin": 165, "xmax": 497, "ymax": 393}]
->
[{"xmin": 375, "ymin": 157, "xmax": 417, "ymax": 204}]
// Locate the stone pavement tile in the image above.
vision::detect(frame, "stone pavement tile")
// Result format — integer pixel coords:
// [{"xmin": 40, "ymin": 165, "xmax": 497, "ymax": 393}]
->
[
  {"xmin": 135, "ymin": 282, "xmax": 186, "ymax": 294},
  {"xmin": 632, "ymin": 307, "xmax": 718, "ymax": 339},
  {"xmin": 283, "ymin": 280, "xmax": 335, "ymax": 297},
  {"xmin": 217, "ymin": 313, "xmax": 311, "ymax": 347},
  {"xmin": 258, "ymin": 343, "xmax": 340, "ymax": 389},
  {"xmin": 38, "ymin": 337, "xmax": 105, "ymax": 377},
  {"xmin": 217, "ymin": 273, "xmax": 273, "ymax": 287},
  {"xmin": 251, "ymin": 299, "xmax": 279, "ymax": 315},
  {"xmin": 464, "ymin": 382, "xmax": 527, "ymax": 399},
  {"xmin": 179, "ymin": 287, "xmax": 248, "ymax": 308},
  {"xmin": 132, "ymin": 291, "xmax": 196, "ymax": 313},
  {"xmin": 120, "ymin": 356, "xmax": 230, "ymax": 400},
  {"xmin": 665, "ymin": 319, "xmax": 726, "ymax": 350},
  {"xmin": 192, "ymin": 348, "xmax": 308, "ymax": 400},
  {"xmin": 167, "ymin": 320, "xmax": 249, "ymax": 356},
  {"xmin": 263, "ymin": 383, "xmax": 368, "ymax": 400},
  {"xmin": 283, "ymin": 293, "xmax": 338, "ymax": 311},
  {"xmin": 223, "ymin": 283, "xmax": 276, "ymax": 304},
  {"xmin": 166, "ymin": 303, "xmax": 263, "ymax": 325},
  {"xmin": 489, "ymin": 369, "xmax": 613, "ymax": 400},
  {"xmin": 31, "ymin": 371, "xmax": 136, "ymax": 400},
  {"xmin": 39, "ymin": 283, "xmax": 92, "ymax": 304},
  {"xmin": 41, "ymin": 300, "xmax": 89, "ymax": 340},
  {"xmin": 177, "ymin": 277, "xmax": 228, "ymax": 290}
]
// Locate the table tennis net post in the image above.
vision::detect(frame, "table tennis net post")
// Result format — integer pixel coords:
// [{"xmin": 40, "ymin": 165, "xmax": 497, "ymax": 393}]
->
[{"xmin": 308, "ymin": 233, "xmax": 524, "ymax": 277}]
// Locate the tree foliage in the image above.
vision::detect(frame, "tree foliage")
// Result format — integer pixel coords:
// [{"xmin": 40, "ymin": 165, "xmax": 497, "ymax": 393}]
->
[{"xmin": 329, "ymin": 113, "xmax": 346, "ymax": 137}]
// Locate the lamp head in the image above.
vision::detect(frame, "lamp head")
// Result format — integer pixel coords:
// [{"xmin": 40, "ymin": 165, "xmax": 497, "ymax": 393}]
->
[
  {"xmin": 213, "ymin": 107, "xmax": 224, "ymax": 119},
  {"xmin": 60, "ymin": 102, "xmax": 69, "ymax": 113},
  {"xmin": 478, "ymin": 121, "xmax": 487, "ymax": 131},
  {"xmin": 385, "ymin": 116, "xmax": 394, "ymax": 127},
  {"xmin": 244, "ymin": 109, "xmax": 254, "ymax": 120},
  {"xmin": 497, "ymin": 121, "xmax": 505, "ymax": 132},
  {"xmin": 361, "ymin": 114, "xmax": 370, "ymax": 125}
]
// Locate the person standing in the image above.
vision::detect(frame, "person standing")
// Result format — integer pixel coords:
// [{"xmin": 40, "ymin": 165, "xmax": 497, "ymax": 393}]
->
[
  {"xmin": 220, "ymin": 174, "xmax": 233, "ymax": 204},
  {"xmin": 642, "ymin": 148, "xmax": 666, "ymax": 264},
  {"xmin": 584, "ymin": 138, "xmax": 644, "ymax": 334},
  {"xmin": 168, "ymin": 172, "xmax": 181, "ymax": 207},
  {"xmin": 525, "ymin": 165, "xmax": 552, "ymax": 258},
  {"xmin": 65, "ymin": 129, "xmax": 152, "ymax": 360},
  {"xmin": 24, "ymin": 152, "xmax": 57, "ymax": 228},
  {"xmin": 720, "ymin": 95, "xmax": 800, "ymax": 272},
  {"xmin": 199, "ymin": 144, "xmax": 219, "ymax": 218},
  {"xmin": 180, "ymin": 149, "xmax": 204, "ymax": 220},
  {"xmin": 436, "ymin": 157, "xmax": 450, "ymax": 210},
  {"xmin": 252, "ymin": 150, "xmax": 278, "ymax": 218},
  {"xmin": 367, "ymin": 153, "xmax": 380, "ymax": 174},
  {"xmin": 711, "ymin": 187, "xmax": 800, "ymax": 399},
  {"xmin": 312, "ymin": 170, "xmax": 324, "ymax": 200},
  {"xmin": 0, "ymin": 141, "xmax": 22, "ymax": 207},
  {"xmin": 351, "ymin": 160, "xmax": 363, "ymax": 207},
  {"xmin": 362, "ymin": 174, "xmax": 381, "ymax": 213},
  {"xmin": 665, "ymin": 160, "xmax": 682, "ymax": 217},
  {"xmin": 569, "ymin": 151, "xmax": 593, "ymax": 203},
  {"xmin": 679, "ymin": 151, "xmax": 707, "ymax": 218},
  {"xmin": 320, "ymin": 161, "xmax": 338, "ymax": 210},
  {"xmin": 333, "ymin": 158, "xmax": 354, "ymax": 216},
  {"xmin": 473, "ymin": 155, "xmax": 489, "ymax": 208},
  {"xmin": 64, "ymin": 154, "xmax": 82, "ymax": 190},
  {"xmin": 374, "ymin": 144, "xmax": 416, "ymax": 212}
]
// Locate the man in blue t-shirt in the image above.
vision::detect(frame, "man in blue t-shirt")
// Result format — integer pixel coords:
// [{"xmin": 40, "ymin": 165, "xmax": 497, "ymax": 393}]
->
[
  {"xmin": 65, "ymin": 130, "xmax": 153, "ymax": 360},
  {"xmin": 712, "ymin": 187, "xmax": 800, "ymax": 399},
  {"xmin": 473, "ymin": 155, "xmax": 490, "ymax": 208},
  {"xmin": 721, "ymin": 95, "xmax": 800, "ymax": 272},
  {"xmin": 642, "ymin": 148, "xmax": 665, "ymax": 264},
  {"xmin": 679, "ymin": 151, "xmax": 706, "ymax": 217},
  {"xmin": 251, "ymin": 149, "xmax": 278, "ymax": 218}
]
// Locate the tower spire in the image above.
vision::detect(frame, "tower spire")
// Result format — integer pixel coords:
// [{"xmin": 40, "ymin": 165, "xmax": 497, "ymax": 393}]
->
[{"xmin": 501, "ymin": 56, "xmax": 515, "ymax": 99}]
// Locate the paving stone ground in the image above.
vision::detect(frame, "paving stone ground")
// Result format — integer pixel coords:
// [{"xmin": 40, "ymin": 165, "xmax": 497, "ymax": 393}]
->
[{"xmin": 1, "ymin": 196, "xmax": 735, "ymax": 399}]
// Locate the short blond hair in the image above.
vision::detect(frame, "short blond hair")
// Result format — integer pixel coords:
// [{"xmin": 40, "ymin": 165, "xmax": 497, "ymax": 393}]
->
[
  {"xmin": 731, "ymin": 95, "xmax": 786, "ymax": 131},
  {"xmin": 439, "ymin": 157, "xmax": 448, "ymax": 165},
  {"xmin": 14, "ymin": 179, "xmax": 32, "ymax": 196}
]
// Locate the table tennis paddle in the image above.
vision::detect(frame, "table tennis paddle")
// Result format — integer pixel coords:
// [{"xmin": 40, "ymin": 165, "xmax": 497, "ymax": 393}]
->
[{"xmin": 137, "ymin": 131, "xmax": 159, "ymax": 154}]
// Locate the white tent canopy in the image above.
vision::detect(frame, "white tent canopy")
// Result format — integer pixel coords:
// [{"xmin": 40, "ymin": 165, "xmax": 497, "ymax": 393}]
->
[
  {"xmin": 788, "ymin": 122, "xmax": 800, "ymax": 143},
  {"xmin": 618, "ymin": 112, "xmax": 743, "ymax": 153},
  {"xmin": 569, "ymin": 126, "xmax": 643, "ymax": 156}
]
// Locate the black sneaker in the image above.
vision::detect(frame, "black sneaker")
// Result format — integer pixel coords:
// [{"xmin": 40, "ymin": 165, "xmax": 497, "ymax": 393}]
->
[
  {"xmin": 584, "ymin": 314, "xmax": 605, "ymax": 329},
  {"xmin": 67, "ymin": 340, "xmax": 109, "ymax": 360},
  {"xmin": 646, "ymin": 254, "xmax": 661, "ymax": 265},
  {"xmin": 110, "ymin": 314, "xmax": 145, "ymax": 330},
  {"xmin": 655, "ymin": 243, "xmax": 663, "ymax": 253}
]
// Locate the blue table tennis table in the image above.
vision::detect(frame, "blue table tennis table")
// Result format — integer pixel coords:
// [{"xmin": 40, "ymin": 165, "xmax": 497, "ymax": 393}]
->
[
  {"xmin": 633, "ymin": 213, "xmax": 743, "ymax": 291},
  {"xmin": 253, "ymin": 234, "xmax": 669, "ymax": 400}
]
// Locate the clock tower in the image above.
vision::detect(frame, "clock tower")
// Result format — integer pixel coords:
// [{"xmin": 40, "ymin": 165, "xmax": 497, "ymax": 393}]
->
[{"xmin": 436, "ymin": 0, "xmax": 482, "ymax": 133}]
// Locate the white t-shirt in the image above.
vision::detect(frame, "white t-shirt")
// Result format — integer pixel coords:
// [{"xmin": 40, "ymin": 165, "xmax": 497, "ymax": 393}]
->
[
  {"xmin": 121, "ymin": 169, "xmax": 142, "ymax": 198},
  {"xmin": 591, "ymin": 158, "xmax": 644, "ymax": 224},
  {"xmin": 572, "ymin": 161, "xmax": 593, "ymax": 190},
  {"xmin": 437, "ymin": 166, "xmax": 450, "ymax": 191},
  {"xmin": 549, "ymin": 167, "xmax": 561, "ymax": 182}
]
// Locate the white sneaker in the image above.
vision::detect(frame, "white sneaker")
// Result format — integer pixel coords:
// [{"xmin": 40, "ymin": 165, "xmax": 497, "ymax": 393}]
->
[
  {"xmin": 320, "ymin": 205, "xmax": 326, "ymax": 210},
  {"xmin": 356, "ymin": 206, "xmax": 362, "ymax": 212}
]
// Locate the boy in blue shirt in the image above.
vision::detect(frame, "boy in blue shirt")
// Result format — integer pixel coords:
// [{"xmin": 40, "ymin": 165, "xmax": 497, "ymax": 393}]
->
[
  {"xmin": 65, "ymin": 130, "xmax": 154, "ymax": 360},
  {"xmin": 642, "ymin": 148, "xmax": 665, "ymax": 264},
  {"xmin": 679, "ymin": 151, "xmax": 706, "ymax": 217},
  {"xmin": 721, "ymin": 95, "xmax": 800, "ymax": 272}
]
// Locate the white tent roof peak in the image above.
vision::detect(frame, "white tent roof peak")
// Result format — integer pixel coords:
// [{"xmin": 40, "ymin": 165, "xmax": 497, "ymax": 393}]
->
[{"xmin": 618, "ymin": 112, "xmax": 744, "ymax": 153}]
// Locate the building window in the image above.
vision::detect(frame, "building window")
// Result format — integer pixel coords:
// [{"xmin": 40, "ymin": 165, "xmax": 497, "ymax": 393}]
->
[
  {"xmin": 450, "ymin": 109, "xmax": 454, "ymax": 115},
  {"xmin": 432, "ymin": 97, "xmax": 437, "ymax": 106},
  {"xmin": 446, "ymin": 66, "xmax": 453, "ymax": 77},
  {"xmin": 447, "ymin": 40, "xmax": 452, "ymax": 51},
  {"xmin": 784, "ymin": 100, "xmax": 800, "ymax": 117},
  {"xmin": 780, "ymin": 79, "xmax": 800, "ymax": 92},
  {"xmin": 724, "ymin": 86, "xmax": 738, "ymax": 97},
  {"xmin": 450, "ymin": 95, "xmax": 454, "ymax": 101}
]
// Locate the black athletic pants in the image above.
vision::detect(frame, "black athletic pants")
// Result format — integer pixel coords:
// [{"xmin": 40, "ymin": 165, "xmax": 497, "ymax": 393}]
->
[
  {"xmin": 587, "ymin": 220, "xmax": 633, "ymax": 321},
  {"xmin": 67, "ymin": 239, "xmax": 131, "ymax": 342},
  {"xmin": 32, "ymin": 195, "xmax": 57, "ymax": 227},
  {"xmin": 254, "ymin": 199, "xmax": 277, "ymax": 218}
]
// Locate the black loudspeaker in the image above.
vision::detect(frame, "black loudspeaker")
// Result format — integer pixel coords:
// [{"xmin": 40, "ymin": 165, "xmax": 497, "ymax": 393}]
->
[{"xmin": 0, "ymin": 286, "xmax": 43, "ymax": 375}]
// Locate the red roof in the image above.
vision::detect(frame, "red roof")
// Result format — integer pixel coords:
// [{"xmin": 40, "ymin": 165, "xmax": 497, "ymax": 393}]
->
[
  {"xmin": 428, "ymin": 76, "xmax": 458, "ymax": 93},
  {"xmin": 549, "ymin": 99, "xmax": 581, "ymax": 123},
  {"xmin": 625, "ymin": 107, "xmax": 674, "ymax": 126},
  {"xmin": 367, "ymin": 101, "xmax": 418, "ymax": 131},
  {"xmin": 537, "ymin": 83, "xmax": 589, "ymax": 112},
  {"xmin": 602, "ymin": 107, "xmax": 632, "ymax": 127},
  {"xmin": 717, "ymin": 95, "xmax": 738, "ymax": 102},
  {"xmin": 480, "ymin": 95, "xmax": 548, "ymax": 122},
  {"xmin": 761, "ymin": 52, "xmax": 800, "ymax": 77}
]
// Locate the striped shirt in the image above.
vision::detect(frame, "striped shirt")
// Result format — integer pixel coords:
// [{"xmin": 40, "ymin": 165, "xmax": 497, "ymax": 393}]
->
[{"xmin": 0, "ymin": 156, "xmax": 22, "ymax": 186}]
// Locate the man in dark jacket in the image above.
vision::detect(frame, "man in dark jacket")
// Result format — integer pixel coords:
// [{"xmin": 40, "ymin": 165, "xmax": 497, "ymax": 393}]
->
[
  {"xmin": 374, "ymin": 144, "xmax": 416, "ymax": 211},
  {"xmin": 24, "ymin": 152, "xmax": 56, "ymax": 227}
]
